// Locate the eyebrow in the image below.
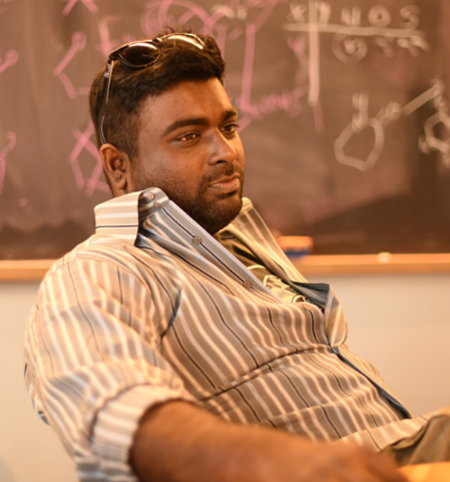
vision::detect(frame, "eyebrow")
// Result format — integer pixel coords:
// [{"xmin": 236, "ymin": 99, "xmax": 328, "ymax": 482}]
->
[{"xmin": 162, "ymin": 108, "xmax": 238, "ymax": 137}]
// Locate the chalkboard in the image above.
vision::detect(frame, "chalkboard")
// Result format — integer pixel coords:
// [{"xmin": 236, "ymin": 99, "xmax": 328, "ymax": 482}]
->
[{"xmin": 1, "ymin": 0, "xmax": 449, "ymax": 259}]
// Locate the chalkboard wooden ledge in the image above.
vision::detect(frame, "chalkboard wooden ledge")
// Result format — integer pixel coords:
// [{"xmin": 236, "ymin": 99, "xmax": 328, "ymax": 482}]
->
[
  {"xmin": 2, "ymin": 254, "xmax": 450, "ymax": 282},
  {"xmin": 294, "ymin": 253, "xmax": 450, "ymax": 275},
  {"xmin": 0, "ymin": 260, "xmax": 56, "ymax": 282}
]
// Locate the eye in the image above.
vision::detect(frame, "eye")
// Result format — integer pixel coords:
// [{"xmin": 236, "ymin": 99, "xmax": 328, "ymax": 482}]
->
[
  {"xmin": 177, "ymin": 132, "xmax": 199, "ymax": 142},
  {"xmin": 222, "ymin": 122, "xmax": 239, "ymax": 136}
]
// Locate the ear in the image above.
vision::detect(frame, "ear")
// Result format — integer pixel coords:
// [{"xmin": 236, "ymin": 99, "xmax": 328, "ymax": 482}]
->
[{"xmin": 100, "ymin": 144, "xmax": 132, "ymax": 196}]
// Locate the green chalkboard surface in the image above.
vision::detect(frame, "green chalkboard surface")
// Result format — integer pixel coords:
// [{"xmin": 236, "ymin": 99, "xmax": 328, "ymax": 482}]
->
[{"xmin": 1, "ymin": 0, "xmax": 449, "ymax": 258}]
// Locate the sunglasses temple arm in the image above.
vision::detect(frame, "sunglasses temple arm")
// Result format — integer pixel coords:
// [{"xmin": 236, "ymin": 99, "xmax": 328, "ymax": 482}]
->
[
  {"xmin": 99, "ymin": 60, "xmax": 116, "ymax": 145},
  {"xmin": 105, "ymin": 60, "xmax": 115, "ymax": 105}
]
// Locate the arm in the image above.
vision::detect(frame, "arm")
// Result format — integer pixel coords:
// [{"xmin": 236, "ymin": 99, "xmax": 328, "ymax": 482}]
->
[
  {"xmin": 130, "ymin": 400, "xmax": 410, "ymax": 482},
  {"xmin": 25, "ymin": 252, "xmax": 193, "ymax": 480}
]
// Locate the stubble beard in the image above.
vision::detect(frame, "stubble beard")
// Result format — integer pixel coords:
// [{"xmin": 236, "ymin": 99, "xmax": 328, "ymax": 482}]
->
[
  {"xmin": 132, "ymin": 161, "xmax": 245, "ymax": 235},
  {"xmin": 173, "ymin": 162, "xmax": 245, "ymax": 234}
]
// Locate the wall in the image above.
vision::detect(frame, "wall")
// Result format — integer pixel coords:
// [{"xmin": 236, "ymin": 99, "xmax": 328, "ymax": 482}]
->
[
  {"xmin": 1, "ymin": 273, "xmax": 450, "ymax": 481},
  {"xmin": 0, "ymin": 282, "xmax": 77, "ymax": 482}
]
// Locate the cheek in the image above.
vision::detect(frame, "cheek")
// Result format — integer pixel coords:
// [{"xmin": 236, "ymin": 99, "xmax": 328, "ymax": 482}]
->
[
  {"xmin": 159, "ymin": 167, "xmax": 205, "ymax": 198},
  {"xmin": 234, "ymin": 140, "xmax": 245, "ymax": 164},
  {"xmin": 167, "ymin": 162, "xmax": 206, "ymax": 186}
]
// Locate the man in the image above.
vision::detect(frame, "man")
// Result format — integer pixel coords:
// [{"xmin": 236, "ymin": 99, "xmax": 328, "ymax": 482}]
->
[{"xmin": 24, "ymin": 32, "xmax": 449, "ymax": 482}]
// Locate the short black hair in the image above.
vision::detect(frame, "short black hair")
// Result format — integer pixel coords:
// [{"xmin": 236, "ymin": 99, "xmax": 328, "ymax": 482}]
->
[{"xmin": 89, "ymin": 32, "xmax": 226, "ymax": 163}]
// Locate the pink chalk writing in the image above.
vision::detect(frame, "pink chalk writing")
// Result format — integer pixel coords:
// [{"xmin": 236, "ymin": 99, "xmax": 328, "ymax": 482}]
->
[
  {"xmin": 62, "ymin": 0, "xmax": 97, "ymax": 16},
  {"xmin": 68, "ymin": 122, "xmax": 109, "ymax": 197},
  {"xmin": 140, "ymin": 0, "xmax": 306, "ymax": 130},
  {"xmin": 53, "ymin": 32, "xmax": 90, "ymax": 98},
  {"xmin": 96, "ymin": 15, "xmax": 136, "ymax": 57},
  {"xmin": 0, "ymin": 50, "xmax": 18, "ymax": 73},
  {"xmin": 96, "ymin": 16, "xmax": 123, "ymax": 57},
  {"xmin": 0, "ymin": 0, "xmax": 14, "ymax": 14}
]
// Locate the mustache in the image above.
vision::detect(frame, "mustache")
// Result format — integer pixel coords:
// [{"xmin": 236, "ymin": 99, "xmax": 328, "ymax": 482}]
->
[{"xmin": 202, "ymin": 161, "xmax": 244, "ymax": 186}]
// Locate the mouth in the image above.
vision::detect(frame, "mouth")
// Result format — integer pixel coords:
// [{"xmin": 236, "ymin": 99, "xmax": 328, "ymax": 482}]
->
[{"xmin": 208, "ymin": 175, "xmax": 240, "ymax": 194}]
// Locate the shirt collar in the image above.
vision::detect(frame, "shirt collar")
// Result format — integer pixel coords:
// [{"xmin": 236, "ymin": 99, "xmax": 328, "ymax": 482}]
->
[
  {"xmin": 94, "ymin": 189, "xmax": 143, "ymax": 243},
  {"xmin": 94, "ymin": 187, "xmax": 254, "ymax": 244}
]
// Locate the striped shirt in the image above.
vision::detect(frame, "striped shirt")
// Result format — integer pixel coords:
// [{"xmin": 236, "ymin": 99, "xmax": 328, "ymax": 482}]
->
[{"xmin": 24, "ymin": 187, "xmax": 431, "ymax": 482}]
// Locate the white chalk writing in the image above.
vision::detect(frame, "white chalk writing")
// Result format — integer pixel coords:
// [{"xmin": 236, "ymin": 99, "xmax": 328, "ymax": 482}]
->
[{"xmin": 335, "ymin": 80, "xmax": 450, "ymax": 171}]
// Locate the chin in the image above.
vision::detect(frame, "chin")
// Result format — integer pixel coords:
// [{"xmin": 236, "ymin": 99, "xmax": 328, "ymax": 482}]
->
[
  {"xmin": 183, "ymin": 195, "xmax": 243, "ymax": 235},
  {"xmin": 209, "ymin": 197, "xmax": 243, "ymax": 233}
]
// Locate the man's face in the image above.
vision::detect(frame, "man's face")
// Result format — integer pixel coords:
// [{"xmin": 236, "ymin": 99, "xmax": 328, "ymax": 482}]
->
[{"xmin": 129, "ymin": 78, "xmax": 245, "ymax": 234}]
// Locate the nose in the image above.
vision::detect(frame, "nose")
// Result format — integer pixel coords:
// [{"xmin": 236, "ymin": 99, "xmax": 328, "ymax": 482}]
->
[{"xmin": 207, "ymin": 130, "xmax": 238, "ymax": 165}]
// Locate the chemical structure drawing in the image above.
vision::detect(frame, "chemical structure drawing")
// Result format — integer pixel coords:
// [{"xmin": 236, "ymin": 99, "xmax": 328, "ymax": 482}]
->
[
  {"xmin": 62, "ymin": 17, "xmax": 141, "ymax": 197},
  {"xmin": 335, "ymin": 80, "xmax": 450, "ymax": 171},
  {"xmin": 53, "ymin": 32, "xmax": 90, "ymax": 99},
  {"xmin": 68, "ymin": 121, "xmax": 109, "ymax": 197},
  {"xmin": 415, "ymin": 83, "xmax": 450, "ymax": 167},
  {"xmin": 334, "ymin": 93, "xmax": 401, "ymax": 171}
]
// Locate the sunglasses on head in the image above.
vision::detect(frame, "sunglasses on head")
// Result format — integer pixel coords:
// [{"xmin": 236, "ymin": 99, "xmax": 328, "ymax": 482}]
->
[{"xmin": 97, "ymin": 33, "xmax": 205, "ymax": 145}]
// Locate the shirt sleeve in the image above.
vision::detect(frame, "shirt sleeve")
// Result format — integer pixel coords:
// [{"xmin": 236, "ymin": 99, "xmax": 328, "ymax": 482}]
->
[{"xmin": 24, "ymin": 248, "xmax": 195, "ymax": 481}]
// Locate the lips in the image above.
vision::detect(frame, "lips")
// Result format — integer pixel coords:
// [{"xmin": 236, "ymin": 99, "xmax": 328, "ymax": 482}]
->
[{"xmin": 208, "ymin": 175, "xmax": 240, "ymax": 193}]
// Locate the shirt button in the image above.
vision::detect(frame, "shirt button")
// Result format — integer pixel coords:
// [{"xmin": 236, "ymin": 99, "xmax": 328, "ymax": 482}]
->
[
  {"xmin": 243, "ymin": 281, "xmax": 252, "ymax": 289},
  {"xmin": 153, "ymin": 202, "xmax": 161, "ymax": 209},
  {"xmin": 147, "ymin": 192, "xmax": 155, "ymax": 200},
  {"xmin": 192, "ymin": 236, "xmax": 202, "ymax": 245}
]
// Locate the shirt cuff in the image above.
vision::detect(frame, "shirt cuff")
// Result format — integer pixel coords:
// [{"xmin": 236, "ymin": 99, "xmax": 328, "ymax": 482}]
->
[{"xmin": 91, "ymin": 384, "xmax": 194, "ymax": 481}]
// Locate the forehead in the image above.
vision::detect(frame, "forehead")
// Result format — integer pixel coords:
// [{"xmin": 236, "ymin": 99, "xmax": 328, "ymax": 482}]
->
[{"xmin": 138, "ymin": 78, "xmax": 236, "ymax": 131}]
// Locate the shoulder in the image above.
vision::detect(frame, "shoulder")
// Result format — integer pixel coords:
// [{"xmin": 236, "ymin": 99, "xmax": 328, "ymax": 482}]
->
[{"xmin": 41, "ymin": 233, "xmax": 180, "ymax": 294}]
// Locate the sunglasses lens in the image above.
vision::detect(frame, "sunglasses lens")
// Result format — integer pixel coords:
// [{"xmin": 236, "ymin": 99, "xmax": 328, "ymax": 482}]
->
[
  {"xmin": 162, "ymin": 34, "xmax": 204, "ymax": 49},
  {"xmin": 119, "ymin": 43, "xmax": 159, "ymax": 67}
]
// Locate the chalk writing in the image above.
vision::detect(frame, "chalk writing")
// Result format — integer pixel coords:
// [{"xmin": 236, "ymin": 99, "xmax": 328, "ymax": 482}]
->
[
  {"xmin": 53, "ymin": 32, "xmax": 90, "ymax": 98},
  {"xmin": 68, "ymin": 122, "xmax": 109, "ymax": 197},
  {"xmin": 334, "ymin": 93, "xmax": 401, "ymax": 171},
  {"xmin": 402, "ymin": 79, "xmax": 444, "ymax": 116},
  {"xmin": 0, "ymin": 47, "xmax": 18, "ymax": 196},
  {"xmin": 0, "ymin": 49, "xmax": 18, "ymax": 73},
  {"xmin": 0, "ymin": 0, "xmax": 14, "ymax": 14},
  {"xmin": 62, "ymin": 0, "xmax": 97, "ymax": 16},
  {"xmin": 285, "ymin": 3, "xmax": 429, "ymax": 121},
  {"xmin": 141, "ymin": 0, "xmax": 308, "ymax": 130},
  {"xmin": 0, "ymin": 132, "xmax": 16, "ymax": 195},
  {"xmin": 96, "ymin": 16, "xmax": 135, "ymax": 57},
  {"xmin": 414, "ymin": 82, "xmax": 450, "ymax": 167},
  {"xmin": 335, "ymin": 80, "xmax": 450, "ymax": 171}
]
